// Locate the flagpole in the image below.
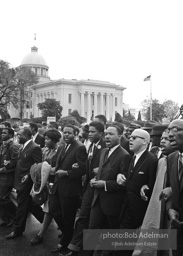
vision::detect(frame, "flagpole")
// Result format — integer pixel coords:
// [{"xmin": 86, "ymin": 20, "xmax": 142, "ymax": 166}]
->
[{"xmin": 150, "ymin": 74, "xmax": 152, "ymax": 121}]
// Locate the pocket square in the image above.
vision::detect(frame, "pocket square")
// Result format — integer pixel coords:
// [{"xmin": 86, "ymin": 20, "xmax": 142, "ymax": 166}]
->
[{"xmin": 138, "ymin": 171, "xmax": 144, "ymax": 174}]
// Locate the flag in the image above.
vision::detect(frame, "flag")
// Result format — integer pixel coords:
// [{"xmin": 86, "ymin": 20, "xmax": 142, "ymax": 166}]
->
[{"xmin": 144, "ymin": 75, "xmax": 151, "ymax": 81}]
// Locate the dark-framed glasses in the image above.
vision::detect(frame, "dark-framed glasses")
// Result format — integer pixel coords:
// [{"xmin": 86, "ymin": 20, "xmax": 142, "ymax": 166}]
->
[
  {"xmin": 130, "ymin": 135, "xmax": 145, "ymax": 140},
  {"xmin": 167, "ymin": 126, "xmax": 183, "ymax": 133}
]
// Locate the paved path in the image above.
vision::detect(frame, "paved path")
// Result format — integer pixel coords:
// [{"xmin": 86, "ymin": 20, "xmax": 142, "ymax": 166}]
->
[{"xmin": 0, "ymin": 214, "xmax": 61, "ymax": 256}]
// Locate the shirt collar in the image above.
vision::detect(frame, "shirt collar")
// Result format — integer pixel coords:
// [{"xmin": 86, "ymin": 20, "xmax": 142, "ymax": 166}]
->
[
  {"xmin": 23, "ymin": 139, "xmax": 32, "ymax": 150},
  {"xmin": 32, "ymin": 132, "xmax": 39, "ymax": 141},
  {"xmin": 108, "ymin": 144, "xmax": 120, "ymax": 157}
]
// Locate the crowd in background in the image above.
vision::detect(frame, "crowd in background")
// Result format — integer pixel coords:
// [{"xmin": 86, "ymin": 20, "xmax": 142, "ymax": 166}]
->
[{"xmin": 0, "ymin": 115, "xmax": 183, "ymax": 256}]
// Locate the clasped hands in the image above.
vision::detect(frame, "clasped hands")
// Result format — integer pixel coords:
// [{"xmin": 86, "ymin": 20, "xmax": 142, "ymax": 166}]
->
[
  {"xmin": 90, "ymin": 177, "xmax": 105, "ymax": 189},
  {"xmin": 56, "ymin": 169, "xmax": 68, "ymax": 177},
  {"xmin": 168, "ymin": 209, "xmax": 183, "ymax": 228}
]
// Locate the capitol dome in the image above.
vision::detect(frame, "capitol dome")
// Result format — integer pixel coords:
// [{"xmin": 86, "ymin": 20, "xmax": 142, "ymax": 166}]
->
[
  {"xmin": 21, "ymin": 46, "xmax": 50, "ymax": 81},
  {"xmin": 21, "ymin": 46, "xmax": 48, "ymax": 68}
]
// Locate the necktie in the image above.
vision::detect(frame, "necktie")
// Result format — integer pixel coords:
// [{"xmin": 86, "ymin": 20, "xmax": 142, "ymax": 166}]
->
[
  {"xmin": 88, "ymin": 143, "xmax": 94, "ymax": 159},
  {"xmin": 130, "ymin": 155, "xmax": 136, "ymax": 172},
  {"xmin": 104, "ymin": 148, "xmax": 110, "ymax": 162}
]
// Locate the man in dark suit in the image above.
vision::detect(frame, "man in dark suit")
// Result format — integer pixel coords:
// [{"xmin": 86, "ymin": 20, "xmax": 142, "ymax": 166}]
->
[
  {"xmin": 83, "ymin": 123, "xmax": 131, "ymax": 256},
  {"xmin": 6, "ymin": 128, "xmax": 44, "ymax": 239},
  {"xmin": 0, "ymin": 128, "xmax": 19, "ymax": 226},
  {"xmin": 29, "ymin": 122, "xmax": 45, "ymax": 148},
  {"xmin": 49, "ymin": 124, "xmax": 87, "ymax": 254},
  {"xmin": 165, "ymin": 119, "xmax": 183, "ymax": 256},
  {"xmin": 117, "ymin": 128, "xmax": 158, "ymax": 256},
  {"xmin": 64, "ymin": 121, "xmax": 106, "ymax": 256}
]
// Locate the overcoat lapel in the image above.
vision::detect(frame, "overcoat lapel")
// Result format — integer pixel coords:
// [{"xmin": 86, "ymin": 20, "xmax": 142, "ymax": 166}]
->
[
  {"xmin": 128, "ymin": 150, "xmax": 147, "ymax": 179},
  {"xmin": 172, "ymin": 152, "xmax": 181, "ymax": 193},
  {"xmin": 18, "ymin": 141, "xmax": 32, "ymax": 158}
]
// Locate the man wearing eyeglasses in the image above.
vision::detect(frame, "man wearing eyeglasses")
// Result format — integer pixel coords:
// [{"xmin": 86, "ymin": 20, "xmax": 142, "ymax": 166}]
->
[
  {"xmin": 117, "ymin": 129, "xmax": 158, "ymax": 256},
  {"xmin": 165, "ymin": 119, "xmax": 183, "ymax": 256}
]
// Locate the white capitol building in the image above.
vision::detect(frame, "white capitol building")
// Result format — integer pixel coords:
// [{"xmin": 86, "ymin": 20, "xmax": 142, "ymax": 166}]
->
[{"xmin": 11, "ymin": 45, "xmax": 126, "ymax": 123}]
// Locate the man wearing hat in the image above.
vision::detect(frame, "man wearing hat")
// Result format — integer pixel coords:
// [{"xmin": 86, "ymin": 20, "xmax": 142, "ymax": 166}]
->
[
  {"xmin": 117, "ymin": 129, "xmax": 158, "ymax": 256},
  {"xmin": 149, "ymin": 125, "xmax": 167, "ymax": 158}
]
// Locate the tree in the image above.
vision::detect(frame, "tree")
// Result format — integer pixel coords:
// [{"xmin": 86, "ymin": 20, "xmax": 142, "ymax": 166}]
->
[
  {"xmin": 15, "ymin": 66, "xmax": 39, "ymax": 120},
  {"xmin": 137, "ymin": 111, "xmax": 142, "ymax": 121},
  {"xmin": 37, "ymin": 98, "xmax": 63, "ymax": 121},
  {"xmin": 162, "ymin": 100, "xmax": 179, "ymax": 122},
  {"xmin": 114, "ymin": 112, "xmax": 123, "ymax": 123},
  {"xmin": 0, "ymin": 60, "xmax": 17, "ymax": 119},
  {"xmin": 126, "ymin": 110, "xmax": 135, "ymax": 121},
  {"xmin": 70, "ymin": 110, "xmax": 86, "ymax": 124},
  {"xmin": 142, "ymin": 99, "xmax": 166, "ymax": 122},
  {"xmin": 0, "ymin": 60, "xmax": 39, "ymax": 120}
]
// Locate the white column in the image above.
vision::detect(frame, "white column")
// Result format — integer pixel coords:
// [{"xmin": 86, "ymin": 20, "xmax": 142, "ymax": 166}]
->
[
  {"xmin": 112, "ymin": 94, "xmax": 115, "ymax": 121},
  {"xmin": 80, "ymin": 92, "xmax": 85, "ymax": 116},
  {"xmin": 87, "ymin": 92, "xmax": 91, "ymax": 123},
  {"xmin": 37, "ymin": 94, "xmax": 40, "ymax": 117},
  {"xmin": 32, "ymin": 90, "xmax": 36, "ymax": 117},
  {"xmin": 106, "ymin": 93, "xmax": 110, "ymax": 121},
  {"xmin": 94, "ymin": 92, "xmax": 98, "ymax": 116},
  {"xmin": 100, "ymin": 92, "xmax": 104, "ymax": 114}
]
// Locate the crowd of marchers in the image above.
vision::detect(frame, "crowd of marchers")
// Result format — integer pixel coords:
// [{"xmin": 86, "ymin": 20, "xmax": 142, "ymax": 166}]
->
[{"xmin": 0, "ymin": 115, "xmax": 183, "ymax": 256}]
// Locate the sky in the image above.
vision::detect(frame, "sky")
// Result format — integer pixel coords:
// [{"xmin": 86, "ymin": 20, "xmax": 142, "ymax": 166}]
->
[{"xmin": 1, "ymin": 0, "xmax": 183, "ymax": 110}]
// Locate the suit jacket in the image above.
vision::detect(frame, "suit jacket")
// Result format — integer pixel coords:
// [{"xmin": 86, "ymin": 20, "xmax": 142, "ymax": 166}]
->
[
  {"xmin": 92, "ymin": 145, "xmax": 131, "ymax": 217},
  {"xmin": 0, "ymin": 140, "xmax": 19, "ymax": 196},
  {"xmin": 166, "ymin": 151, "xmax": 183, "ymax": 221},
  {"xmin": 14, "ymin": 140, "xmax": 42, "ymax": 191},
  {"xmin": 35, "ymin": 133, "xmax": 45, "ymax": 148},
  {"xmin": 52, "ymin": 140, "xmax": 87, "ymax": 197},
  {"xmin": 120, "ymin": 150, "xmax": 158, "ymax": 227},
  {"xmin": 120, "ymin": 136, "xmax": 132, "ymax": 155},
  {"xmin": 83, "ymin": 139, "xmax": 106, "ymax": 192}
]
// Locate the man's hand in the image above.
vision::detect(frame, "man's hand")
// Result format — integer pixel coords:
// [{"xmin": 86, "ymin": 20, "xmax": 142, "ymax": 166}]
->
[
  {"xmin": 21, "ymin": 174, "xmax": 29, "ymax": 183},
  {"xmin": 117, "ymin": 174, "xmax": 126, "ymax": 186},
  {"xmin": 56, "ymin": 170, "xmax": 68, "ymax": 177},
  {"xmin": 93, "ymin": 167, "xmax": 99, "ymax": 175},
  {"xmin": 159, "ymin": 187, "xmax": 172, "ymax": 201},
  {"xmin": 168, "ymin": 209, "xmax": 183, "ymax": 228},
  {"xmin": 92, "ymin": 180, "xmax": 105, "ymax": 189},
  {"xmin": 140, "ymin": 185, "xmax": 149, "ymax": 201},
  {"xmin": 50, "ymin": 167, "xmax": 56, "ymax": 175}
]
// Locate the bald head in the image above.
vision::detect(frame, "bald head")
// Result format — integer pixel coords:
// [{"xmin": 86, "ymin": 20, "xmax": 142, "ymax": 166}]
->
[
  {"xmin": 169, "ymin": 119, "xmax": 183, "ymax": 129},
  {"xmin": 132, "ymin": 129, "xmax": 150, "ymax": 143}
]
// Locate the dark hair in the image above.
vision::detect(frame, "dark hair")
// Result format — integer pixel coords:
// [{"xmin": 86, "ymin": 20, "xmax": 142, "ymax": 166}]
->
[
  {"xmin": 29, "ymin": 122, "xmax": 38, "ymax": 132},
  {"xmin": 44, "ymin": 129, "xmax": 61, "ymax": 143},
  {"xmin": 89, "ymin": 121, "xmax": 104, "ymax": 133},
  {"xmin": 23, "ymin": 127, "xmax": 32, "ymax": 139},
  {"xmin": 95, "ymin": 114, "xmax": 107, "ymax": 125},
  {"xmin": 3, "ymin": 128, "xmax": 14, "ymax": 137},
  {"xmin": 62, "ymin": 124, "xmax": 76, "ymax": 134},
  {"xmin": 108, "ymin": 122, "xmax": 124, "ymax": 135},
  {"xmin": 48, "ymin": 122, "xmax": 58, "ymax": 130}
]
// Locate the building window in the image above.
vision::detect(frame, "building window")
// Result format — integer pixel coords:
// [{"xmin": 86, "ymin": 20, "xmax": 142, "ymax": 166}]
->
[
  {"xmin": 68, "ymin": 94, "xmax": 72, "ymax": 103},
  {"xmin": 68, "ymin": 109, "xmax": 72, "ymax": 115},
  {"xmin": 104, "ymin": 96, "xmax": 106, "ymax": 106},
  {"xmin": 115, "ymin": 97, "xmax": 117, "ymax": 106}
]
